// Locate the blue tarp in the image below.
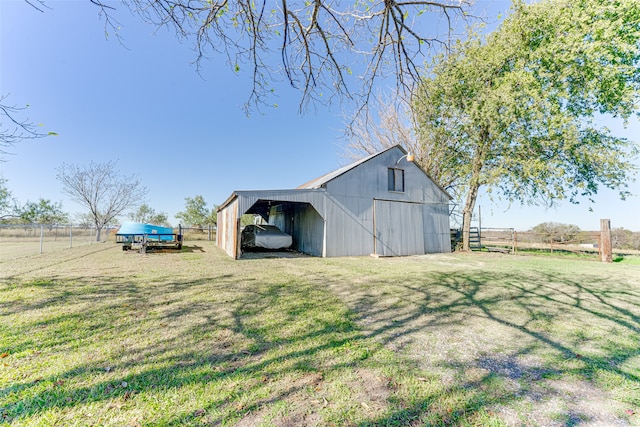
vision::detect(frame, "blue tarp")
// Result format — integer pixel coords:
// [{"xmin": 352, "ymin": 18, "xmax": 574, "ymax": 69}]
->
[{"xmin": 116, "ymin": 222, "xmax": 175, "ymax": 241}]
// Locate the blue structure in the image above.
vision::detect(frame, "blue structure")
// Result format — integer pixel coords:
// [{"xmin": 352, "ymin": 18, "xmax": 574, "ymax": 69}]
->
[
  {"xmin": 116, "ymin": 222, "xmax": 182, "ymax": 252},
  {"xmin": 117, "ymin": 222, "xmax": 175, "ymax": 241}
]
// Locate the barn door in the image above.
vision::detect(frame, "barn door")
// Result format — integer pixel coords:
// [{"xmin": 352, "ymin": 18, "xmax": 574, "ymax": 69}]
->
[{"xmin": 374, "ymin": 199, "xmax": 424, "ymax": 256}]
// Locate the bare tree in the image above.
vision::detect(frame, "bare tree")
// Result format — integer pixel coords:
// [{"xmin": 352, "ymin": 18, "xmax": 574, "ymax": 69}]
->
[
  {"xmin": 89, "ymin": 0, "xmax": 472, "ymax": 113},
  {"xmin": 342, "ymin": 94, "xmax": 415, "ymax": 159},
  {"xmin": 342, "ymin": 92, "xmax": 462, "ymax": 195},
  {"xmin": 24, "ymin": 0, "xmax": 49, "ymax": 12},
  {"xmin": 57, "ymin": 160, "xmax": 148, "ymax": 241}
]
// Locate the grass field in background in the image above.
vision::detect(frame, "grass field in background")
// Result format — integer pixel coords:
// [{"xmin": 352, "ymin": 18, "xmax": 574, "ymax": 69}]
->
[{"xmin": 1, "ymin": 242, "xmax": 639, "ymax": 426}]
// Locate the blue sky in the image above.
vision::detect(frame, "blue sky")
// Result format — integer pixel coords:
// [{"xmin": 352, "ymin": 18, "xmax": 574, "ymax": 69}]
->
[{"xmin": 1, "ymin": 0, "xmax": 638, "ymax": 232}]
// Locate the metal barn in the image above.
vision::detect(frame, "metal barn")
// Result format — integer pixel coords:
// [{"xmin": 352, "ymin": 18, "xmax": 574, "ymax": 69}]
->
[{"xmin": 217, "ymin": 145, "xmax": 452, "ymax": 258}]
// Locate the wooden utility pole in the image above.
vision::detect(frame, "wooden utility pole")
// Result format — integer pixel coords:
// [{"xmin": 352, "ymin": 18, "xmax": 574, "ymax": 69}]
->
[{"xmin": 600, "ymin": 219, "xmax": 612, "ymax": 263}]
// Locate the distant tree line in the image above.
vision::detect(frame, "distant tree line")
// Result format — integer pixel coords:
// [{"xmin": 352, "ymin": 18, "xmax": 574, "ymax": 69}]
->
[
  {"xmin": 1, "ymin": 177, "xmax": 67, "ymax": 225},
  {"xmin": 128, "ymin": 203, "xmax": 170, "ymax": 227},
  {"xmin": 175, "ymin": 195, "xmax": 254, "ymax": 229},
  {"xmin": 610, "ymin": 228, "xmax": 640, "ymax": 251},
  {"xmin": 527, "ymin": 222, "xmax": 640, "ymax": 250}
]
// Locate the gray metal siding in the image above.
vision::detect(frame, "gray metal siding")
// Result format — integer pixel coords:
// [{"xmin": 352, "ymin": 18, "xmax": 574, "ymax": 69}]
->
[
  {"xmin": 292, "ymin": 204, "xmax": 324, "ymax": 256},
  {"xmin": 423, "ymin": 203, "xmax": 452, "ymax": 253},
  {"xmin": 269, "ymin": 204, "xmax": 289, "ymax": 234},
  {"xmin": 325, "ymin": 146, "xmax": 448, "ymax": 204},
  {"xmin": 319, "ymin": 146, "xmax": 451, "ymax": 256},
  {"xmin": 374, "ymin": 199, "xmax": 425, "ymax": 256},
  {"xmin": 323, "ymin": 195, "xmax": 375, "ymax": 257}
]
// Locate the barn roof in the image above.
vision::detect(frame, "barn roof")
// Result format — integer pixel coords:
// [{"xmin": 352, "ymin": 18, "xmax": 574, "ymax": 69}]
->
[
  {"xmin": 218, "ymin": 145, "xmax": 451, "ymax": 212},
  {"xmin": 297, "ymin": 145, "xmax": 404, "ymax": 189},
  {"xmin": 298, "ymin": 145, "xmax": 452, "ymax": 199}
]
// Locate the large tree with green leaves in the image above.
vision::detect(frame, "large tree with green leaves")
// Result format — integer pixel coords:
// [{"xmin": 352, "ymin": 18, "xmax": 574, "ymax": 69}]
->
[
  {"xmin": 176, "ymin": 195, "xmax": 216, "ymax": 229},
  {"xmin": 414, "ymin": 0, "xmax": 640, "ymax": 250}
]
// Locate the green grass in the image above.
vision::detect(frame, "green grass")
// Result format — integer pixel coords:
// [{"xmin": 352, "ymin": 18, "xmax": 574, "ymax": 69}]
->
[
  {"xmin": 614, "ymin": 255, "xmax": 640, "ymax": 265},
  {"xmin": 1, "ymin": 243, "xmax": 639, "ymax": 426}
]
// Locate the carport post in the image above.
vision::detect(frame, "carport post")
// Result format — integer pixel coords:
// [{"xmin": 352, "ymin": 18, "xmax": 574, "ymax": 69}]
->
[
  {"xmin": 235, "ymin": 218, "xmax": 242, "ymax": 259},
  {"xmin": 322, "ymin": 219, "xmax": 327, "ymax": 258}
]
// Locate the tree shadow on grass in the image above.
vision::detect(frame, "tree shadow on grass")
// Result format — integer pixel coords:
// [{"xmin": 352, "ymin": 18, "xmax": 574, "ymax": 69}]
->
[
  {"xmin": 2, "ymin": 254, "xmax": 639, "ymax": 425},
  {"xmin": 2, "ymin": 270, "xmax": 397, "ymax": 425},
  {"xmin": 334, "ymin": 262, "xmax": 640, "ymax": 426}
]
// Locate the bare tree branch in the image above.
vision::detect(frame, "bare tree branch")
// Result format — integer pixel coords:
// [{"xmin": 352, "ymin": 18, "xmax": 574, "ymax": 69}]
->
[
  {"xmin": 0, "ymin": 94, "xmax": 56, "ymax": 158},
  {"xmin": 88, "ymin": 0, "xmax": 126, "ymax": 42},
  {"xmin": 88, "ymin": 0, "xmax": 474, "ymax": 113},
  {"xmin": 24, "ymin": 0, "xmax": 49, "ymax": 13}
]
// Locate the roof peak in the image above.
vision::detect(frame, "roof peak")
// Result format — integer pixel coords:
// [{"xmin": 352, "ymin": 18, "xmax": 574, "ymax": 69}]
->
[{"xmin": 297, "ymin": 145, "xmax": 406, "ymax": 189}]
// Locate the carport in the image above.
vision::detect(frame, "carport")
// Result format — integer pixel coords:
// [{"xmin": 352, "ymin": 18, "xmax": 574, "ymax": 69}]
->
[{"xmin": 217, "ymin": 190, "xmax": 328, "ymax": 259}]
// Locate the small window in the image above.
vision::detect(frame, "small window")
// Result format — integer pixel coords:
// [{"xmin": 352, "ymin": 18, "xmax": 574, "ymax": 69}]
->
[{"xmin": 388, "ymin": 168, "xmax": 405, "ymax": 192}]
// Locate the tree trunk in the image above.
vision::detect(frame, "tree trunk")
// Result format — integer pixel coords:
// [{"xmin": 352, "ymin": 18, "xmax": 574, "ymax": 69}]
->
[
  {"xmin": 96, "ymin": 226, "xmax": 102, "ymax": 242},
  {"xmin": 461, "ymin": 130, "xmax": 489, "ymax": 251},
  {"xmin": 461, "ymin": 181, "xmax": 480, "ymax": 251}
]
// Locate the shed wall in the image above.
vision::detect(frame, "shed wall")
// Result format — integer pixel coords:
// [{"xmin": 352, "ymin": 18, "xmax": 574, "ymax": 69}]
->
[
  {"xmin": 322, "ymin": 195, "xmax": 375, "ymax": 257},
  {"xmin": 217, "ymin": 197, "xmax": 240, "ymax": 258},
  {"xmin": 324, "ymin": 147, "xmax": 450, "ymax": 204}
]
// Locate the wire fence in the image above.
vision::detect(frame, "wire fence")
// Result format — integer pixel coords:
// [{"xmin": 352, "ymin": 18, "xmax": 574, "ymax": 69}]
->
[{"xmin": 0, "ymin": 224, "xmax": 218, "ymax": 259}]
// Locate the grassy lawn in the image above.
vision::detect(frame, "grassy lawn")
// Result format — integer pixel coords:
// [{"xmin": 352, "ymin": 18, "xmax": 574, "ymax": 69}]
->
[{"xmin": 1, "ymin": 242, "xmax": 639, "ymax": 426}]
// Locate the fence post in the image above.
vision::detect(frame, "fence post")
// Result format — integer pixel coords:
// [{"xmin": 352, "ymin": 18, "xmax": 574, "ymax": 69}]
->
[
  {"xmin": 40, "ymin": 224, "xmax": 44, "ymax": 254},
  {"xmin": 600, "ymin": 219, "xmax": 612, "ymax": 263},
  {"xmin": 70, "ymin": 224, "xmax": 73, "ymax": 248}
]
